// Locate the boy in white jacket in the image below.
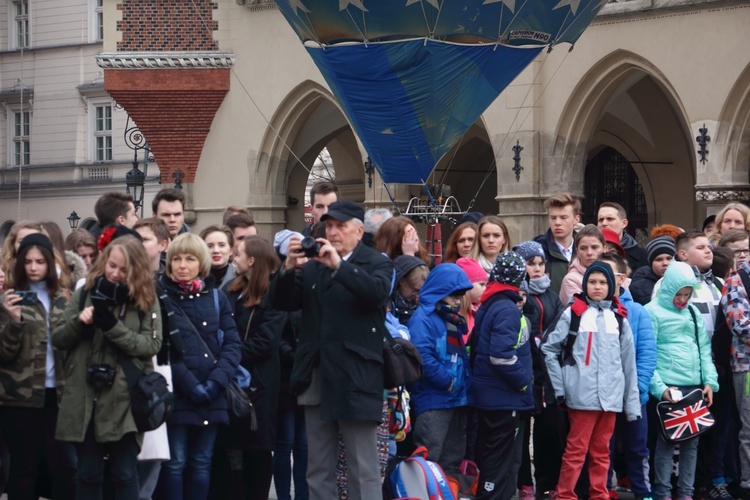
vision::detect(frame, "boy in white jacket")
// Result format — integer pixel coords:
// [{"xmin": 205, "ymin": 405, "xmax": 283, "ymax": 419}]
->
[{"xmin": 542, "ymin": 261, "xmax": 640, "ymax": 500}]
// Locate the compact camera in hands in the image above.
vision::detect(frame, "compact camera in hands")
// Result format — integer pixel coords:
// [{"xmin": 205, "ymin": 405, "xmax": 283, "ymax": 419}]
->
[
  {"xmin": 86, "ymin": 364, "xmax": 116, "ymax": 389},
  {"xmin": 300, "ymin": 236, "xmax": 323, "ymax": 258}
]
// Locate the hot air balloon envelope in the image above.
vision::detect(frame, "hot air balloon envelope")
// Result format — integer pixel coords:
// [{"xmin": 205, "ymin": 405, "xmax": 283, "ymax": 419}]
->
[{"xmin": 274, "ymin": 0, "xmax": 605, "ymax": 184}]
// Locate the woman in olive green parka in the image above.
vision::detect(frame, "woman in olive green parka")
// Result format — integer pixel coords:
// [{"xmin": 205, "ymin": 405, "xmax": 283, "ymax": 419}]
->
[{"xmin": 53, "ymin": 235, "xmax": 161, "ymax": 499}]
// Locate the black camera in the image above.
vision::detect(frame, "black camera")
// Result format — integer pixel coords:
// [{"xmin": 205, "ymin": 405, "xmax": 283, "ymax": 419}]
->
[
  {"xmin": 300, "ymin": 236, "xmax": 323, "ymax": 258},
  {"xmin": 86, "ymin": 364, "xmax": 116, "ymax": 390}
]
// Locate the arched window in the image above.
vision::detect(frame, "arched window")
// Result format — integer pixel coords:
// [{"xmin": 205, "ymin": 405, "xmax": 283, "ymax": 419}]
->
[{"xmin": 583, "ymin": 147, "xmax": 648, "ymax": 238}]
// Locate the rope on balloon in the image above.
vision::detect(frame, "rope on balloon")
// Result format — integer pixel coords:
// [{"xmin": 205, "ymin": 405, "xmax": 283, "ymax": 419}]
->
[
  {"xmin": 466, "ymin": 47, "xmax": 571, "ymax": 213},
  {"xmin": 189, "ymin": 0, "xmax": 313, "ymax": 175},
  {"xmin": 16, "ymin": 17, "xmax": 26, "ymax": 222}
]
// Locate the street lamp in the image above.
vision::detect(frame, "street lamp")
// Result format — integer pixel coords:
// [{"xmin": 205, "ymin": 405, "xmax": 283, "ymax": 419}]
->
[
  {"xmin": 125, "ymin": 161, "xmax": 146, "ymax": 212},
  {"xmin": 67, "ymin": 211, "xmax": 80, "ymax": 230},
  {"xmin": 123, "ymin": 115, "xmax": 149, "ymax": 216}
]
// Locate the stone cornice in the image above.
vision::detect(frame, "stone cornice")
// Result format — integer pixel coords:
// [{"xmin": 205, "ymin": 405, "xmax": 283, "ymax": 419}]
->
[
  {"xmin": 695, "ymin": 185, "xmax": 750, "ymax": 202},
  {"xmin": 96, "ymin": 52, "xmax": 235, "ymax": 70},
  {"xmin": 236, "ymin": 0, "xmax": 277, "ymax": 10}
]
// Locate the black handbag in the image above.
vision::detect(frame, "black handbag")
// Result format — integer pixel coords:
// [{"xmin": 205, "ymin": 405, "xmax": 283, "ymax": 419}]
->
[
  {"xmin": 226, "ymin": 380, "xmax": 258, "ymax": 429},
  {"xmin": 656, "ymin": 388, "xmax": 714, "ymax": 443},
  {"xmin": 383, "ymin": 333, "xmax": 423, "ymax": 388}
]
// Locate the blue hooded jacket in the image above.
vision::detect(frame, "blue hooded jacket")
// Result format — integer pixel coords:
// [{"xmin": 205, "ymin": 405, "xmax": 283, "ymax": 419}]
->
[
  {"xmin": 408, "ymin": 264, "xmax": 473, "ymax": 415},
  {"xmin": 619, "ymin": 287, "xmax": 657, "ymax": 405}
]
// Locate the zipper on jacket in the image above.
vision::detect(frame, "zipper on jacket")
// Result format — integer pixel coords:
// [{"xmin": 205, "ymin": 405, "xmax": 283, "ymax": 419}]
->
[{"xmin": 584, "ymin": 332, "xmax": 593, "ymax": 366}]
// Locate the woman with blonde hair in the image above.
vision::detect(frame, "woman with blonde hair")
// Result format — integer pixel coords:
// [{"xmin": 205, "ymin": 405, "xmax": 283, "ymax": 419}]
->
[
  {"xmin": 53, "ymin": 235, "xmax": 162, "ymax": 499},
  {"xmin": 711, "ymin": 202, "xmax": 750, "ymax": 244},
  {"xmin": 158, "ymin": 233, "xmax": 241, "ymax": 500},
  {"xmin": 469, "ymin": 215, "xmax": 511, "ymax": 273},
  {"xmin": 443, "ymin": 222, "xmax": 477, "ymax": 264},
  {"xmin": 375, "ymin": 216, "xmax": 430, "ymax": 265}
]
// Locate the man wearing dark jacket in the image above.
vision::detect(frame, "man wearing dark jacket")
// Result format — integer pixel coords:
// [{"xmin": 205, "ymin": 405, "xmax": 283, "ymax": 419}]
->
[
  {"xmin": 597, "ymin": 202, "xmax": 648, "ymax": 273},
  {"xmin": 534, "ymin": 192, "xmax": 581, "ymax": 295},
  {"xmin": 270, "ymin": 200, "xmax": 393, "ymax": 500}
]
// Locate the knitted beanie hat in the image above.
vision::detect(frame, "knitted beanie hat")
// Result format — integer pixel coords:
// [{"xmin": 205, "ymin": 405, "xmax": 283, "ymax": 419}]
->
[
  {"xmin": 646, "ymin": 236, "xmax": 676, "ymax": 266},
  {"xmin": 582, "ymin": 261, "xmax": 615, "ymax": 301},
  {"xmin": 512, "ymin": 241, "xmax": 545, "ymax": 263},
  {"xmin": 17, "ymin": 233, "xmax": 54, "ymax": 256},
  {"xmin": 488, "ymin": 251, "xmax": 526, "ymax": 288},
  {"xmin": 455, "ymin": 257, "xmax": 488, "ymax": 284}
]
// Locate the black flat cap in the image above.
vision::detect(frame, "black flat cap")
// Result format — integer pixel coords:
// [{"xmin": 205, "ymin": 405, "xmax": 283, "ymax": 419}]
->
[{"xmin": 320, "ymin": 200, "xmax": 365, "ymax": 223}]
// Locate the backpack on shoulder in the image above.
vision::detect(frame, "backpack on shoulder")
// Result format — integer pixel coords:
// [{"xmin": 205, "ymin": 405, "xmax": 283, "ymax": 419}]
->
[
  {"xmin": 388, "ymin": 446, "xmax": 457, "ymax": 500},
  {"xmin": 540, "ymin": 296, "xmax": 625, "ymax": 367}
]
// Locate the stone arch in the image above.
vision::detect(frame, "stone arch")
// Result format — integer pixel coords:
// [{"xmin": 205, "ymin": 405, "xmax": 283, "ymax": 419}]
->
[
  {"xmin": 716, "ymin": 61, "xmax": 750, "ymax": 184},
  {"xmin": 253, "ymin": 80, "xmax": 363, "ymax": 231},
  {"xmin": 552, "ymin": 49, "xmax": 696, "ymax": 227}
]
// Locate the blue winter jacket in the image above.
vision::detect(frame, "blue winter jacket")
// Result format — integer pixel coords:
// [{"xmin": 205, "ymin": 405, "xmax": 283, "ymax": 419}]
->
[
  {"xmin": 408, "ymin": 264, "xmax": 473, "ymax": 415},
  {"xmin": 619, "ymin": 287, "xmax": 657, "ymax": 405},
  {"xmin": 471, "ymin": 287, "xmax": 534, "ymax": 411}
]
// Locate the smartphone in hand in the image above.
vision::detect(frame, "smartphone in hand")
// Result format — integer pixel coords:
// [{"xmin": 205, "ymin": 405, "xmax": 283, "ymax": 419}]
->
[{"xmin": 14, "ymin": 291, "xmax": 37, "ymax": 306}]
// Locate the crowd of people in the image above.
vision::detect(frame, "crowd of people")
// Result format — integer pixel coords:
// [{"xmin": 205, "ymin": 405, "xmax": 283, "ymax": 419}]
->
[{"xmin": 0, "ymin": 182, "xmax": 750, "ymax": 500}]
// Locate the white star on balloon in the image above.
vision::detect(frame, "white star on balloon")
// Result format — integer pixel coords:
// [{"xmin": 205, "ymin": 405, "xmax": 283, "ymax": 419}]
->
[
  {"xmin": 483, "ymin": 0, "xmax": 515, "ymax": 14},
  {"xmin": 288, "ymin": 0, "xmax": 310, "ymax": 15},
  {"xmin": 553, "ymin": 0, "xmax": 581, "ymax": 15},
  {"xmin": 405, "ymin": 0, "xmax": 440, "ymax": 9},
  {"xmin": 340, "ymin": 0, "xmax": 368, "ymax": 11}
]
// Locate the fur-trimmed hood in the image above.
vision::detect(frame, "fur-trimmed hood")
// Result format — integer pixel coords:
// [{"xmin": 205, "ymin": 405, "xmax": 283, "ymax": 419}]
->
[{"xmin": 64, "ymin": 250, "xmax": 87, "ymax": 286}]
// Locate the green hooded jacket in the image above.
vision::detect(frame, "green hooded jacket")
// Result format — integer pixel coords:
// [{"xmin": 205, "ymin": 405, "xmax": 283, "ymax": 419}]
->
[{"xmin": 645, "ymin": 261, "xmax": 718, "ymax": 399}]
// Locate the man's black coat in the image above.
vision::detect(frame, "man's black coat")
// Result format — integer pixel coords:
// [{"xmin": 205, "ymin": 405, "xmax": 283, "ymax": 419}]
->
[{"xmin": 270, "ymin": 242, "xmax": 393, "ymax": 422}]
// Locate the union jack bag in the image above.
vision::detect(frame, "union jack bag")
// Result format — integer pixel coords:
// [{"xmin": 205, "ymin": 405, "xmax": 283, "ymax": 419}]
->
[{"xmin": 656, "ymin": 388, "xmax": 715, "ymax": 443}]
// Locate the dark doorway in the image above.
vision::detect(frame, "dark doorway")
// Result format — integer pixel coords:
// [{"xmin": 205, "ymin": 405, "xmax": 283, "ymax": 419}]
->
[{"xmin": 583, "ymin": 147, "xmax": 648, "ymax": 238}]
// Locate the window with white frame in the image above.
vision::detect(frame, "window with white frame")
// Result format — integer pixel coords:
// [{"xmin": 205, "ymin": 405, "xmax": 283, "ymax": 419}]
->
[
  {"xmin": 94, "ymin": 104, "xmax": 112, "ymax": 162},
  {"xmin": 11, "ymin": 1, "xmax": 29, "ymax": 49},
  {"xmin": 12, "ymin": 110, "xmax": 30, "ymax": 166},
  {"xmin": 93, "ymin": 0, "xmax": 103, "ymax": 42}
]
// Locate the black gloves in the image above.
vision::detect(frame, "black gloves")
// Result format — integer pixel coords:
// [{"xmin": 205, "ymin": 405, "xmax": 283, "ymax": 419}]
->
[{"xmin": 92, "ymin": 304, "xmax": 117, "ymax": 331}]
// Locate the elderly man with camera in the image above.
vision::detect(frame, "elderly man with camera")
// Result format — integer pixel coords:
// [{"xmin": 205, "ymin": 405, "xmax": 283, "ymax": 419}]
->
[{"xmin": 270, "ymin": 200, "xmax": 394, "ymax": 500}]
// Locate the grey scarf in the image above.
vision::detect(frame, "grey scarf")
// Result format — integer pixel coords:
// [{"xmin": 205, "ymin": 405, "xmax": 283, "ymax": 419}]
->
[{"xmin": 528, "ymin": 275, "xmax": 551, "ymax": 295}]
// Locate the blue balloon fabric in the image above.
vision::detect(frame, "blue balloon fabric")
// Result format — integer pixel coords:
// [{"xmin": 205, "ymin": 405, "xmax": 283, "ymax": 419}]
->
[{"xmin": 274, "ymin": 0, "xmax": 607, "ymax": 184}]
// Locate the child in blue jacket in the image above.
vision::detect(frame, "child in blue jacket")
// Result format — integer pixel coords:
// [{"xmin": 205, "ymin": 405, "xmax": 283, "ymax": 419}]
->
[
  {"xmin": 471, "ymin": 251, "xmax": 534, "ymax": 499},
  {"xmin": 408, "ymin": 263, "xmax": 473, "ymax": 476}
]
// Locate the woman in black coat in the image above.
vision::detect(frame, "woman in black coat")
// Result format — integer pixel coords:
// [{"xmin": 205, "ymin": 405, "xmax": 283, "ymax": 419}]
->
[{"xmin": 213, "ymin": 236, "xmax": 285, "ymax": 500}]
